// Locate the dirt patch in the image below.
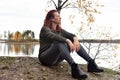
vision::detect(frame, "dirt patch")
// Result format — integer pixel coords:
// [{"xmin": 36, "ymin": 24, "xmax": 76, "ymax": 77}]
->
[{"xmin": 0, "ymin": 57, "xmax": 120, "ymax": 80}]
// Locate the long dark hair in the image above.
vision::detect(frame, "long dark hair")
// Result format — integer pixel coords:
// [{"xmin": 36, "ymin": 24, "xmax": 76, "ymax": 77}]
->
[{"xmin": 43, "ymin": 10, "xmax": 61, "ymax": 32}]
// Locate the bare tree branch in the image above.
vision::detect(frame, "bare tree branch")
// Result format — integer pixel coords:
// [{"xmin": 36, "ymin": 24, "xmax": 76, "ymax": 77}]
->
[
  {"xmin": 50, "ymin": 0, "xmax": 69, "ymax": 13},
  {"xmin": 51, "ymin": 0, "xmax": 58, "ymax": 9},
  {"xmin": 62, "ymin": 3, "xmax": 71, "ymax": 9},
  {"xmin": 61, "ymin": 0, "xmax": 68, "ymax": 8},
  {"xmin": 94, "ymin": 42, "xmax": 102, "ymax": 59}
]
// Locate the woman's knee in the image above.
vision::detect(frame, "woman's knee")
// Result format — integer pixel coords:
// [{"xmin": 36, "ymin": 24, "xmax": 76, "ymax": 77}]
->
[
  {"xmin": 52, "ymin": 41, "xmax": 66, "ymax": 48},
  {"xmin": 52, "ymin": 41, "xmax": 70, "ymax": 52}
]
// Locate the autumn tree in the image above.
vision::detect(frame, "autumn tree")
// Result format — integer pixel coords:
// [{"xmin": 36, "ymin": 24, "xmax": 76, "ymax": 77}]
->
[
  {"xmin": 46, "ymin": 0, "xmax": 102, "ymax": 24},
  {"xmin": 14, "ymin": 31, "xmax": 22, "ymax": 41},
  {"xmin": 22, "ymin": 30, "xmax": 35, "ymax": 40}
]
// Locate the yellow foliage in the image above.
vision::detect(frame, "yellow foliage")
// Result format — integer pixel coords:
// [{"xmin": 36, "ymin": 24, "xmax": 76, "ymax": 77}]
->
[
  {"xmin": 13, "ymin": 31, "xmax": 22, "ymax": 41},
  {"xmin": 114, "ymin": 45, "xmax": 119, "ymax": 49}
]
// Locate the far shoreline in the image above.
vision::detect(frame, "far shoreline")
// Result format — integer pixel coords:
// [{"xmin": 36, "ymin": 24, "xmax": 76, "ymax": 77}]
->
[{"xmin": 0, "ymin": 39, "xmax": 39, "ymax": 44}]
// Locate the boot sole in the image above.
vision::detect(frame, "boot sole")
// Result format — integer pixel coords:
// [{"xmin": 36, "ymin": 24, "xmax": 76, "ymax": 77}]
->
[
  {"xmin": 88, "ymin": 70, "xmax": 104, "ymax": 72},
  {"xmin": 73, "ymin": 75, "xmax": 88, "ymax": 79}
]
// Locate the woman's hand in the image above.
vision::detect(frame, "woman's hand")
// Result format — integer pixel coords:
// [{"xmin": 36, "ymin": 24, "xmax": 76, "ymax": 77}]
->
[
  {"xmin": 73, "ymin": 37, "xmax": 80, "ymax": 52},
  {"xmin": 66, "ymin": 39, "xmax": 75, "ymax": 52}
]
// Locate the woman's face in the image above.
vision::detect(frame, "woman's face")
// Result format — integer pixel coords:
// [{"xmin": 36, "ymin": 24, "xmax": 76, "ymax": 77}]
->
[{"xmin": 52, "ymin": 12, "xmax": 61, "ymax": 24}]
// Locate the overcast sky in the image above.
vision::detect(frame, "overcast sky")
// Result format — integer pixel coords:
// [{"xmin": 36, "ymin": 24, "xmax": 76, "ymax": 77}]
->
[
  {"xmin": 0, "ymin": 0, "xmax": 47, "ymax": 38},
  {"xmin": 0, "ymin": 0, "xmax": 120, "ymax": 39}
]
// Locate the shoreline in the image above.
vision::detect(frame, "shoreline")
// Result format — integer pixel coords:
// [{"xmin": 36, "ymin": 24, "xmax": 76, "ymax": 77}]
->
[{"xmin": 0, "ymin": 39, "xmax": 39, "ymax": 44}]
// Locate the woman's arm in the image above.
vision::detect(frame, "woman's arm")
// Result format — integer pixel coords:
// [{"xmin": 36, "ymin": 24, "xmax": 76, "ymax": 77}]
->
[
  {"xmin": 73, "ymin": 37, "xmax": 80, "ymax": 51},
  {"xmin": 66, "ymin": 39, "xmax": 75, "ymax": 52},
  {"xmin": 61, "ymin": 29, "xmax": 76, "ymax": 42},
  {"xmin": 61, "ymin": 29, "xmax": 80, "ymax": 52}
]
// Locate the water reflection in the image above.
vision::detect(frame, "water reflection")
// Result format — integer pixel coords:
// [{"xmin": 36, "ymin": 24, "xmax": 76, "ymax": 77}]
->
[
  {"xmin": 0, "ymin": 42, "xmax": 120, "ymax": 72},
  {"xmin": 0, "ymin": 43, "xmax": 39, "ymax": 56}
]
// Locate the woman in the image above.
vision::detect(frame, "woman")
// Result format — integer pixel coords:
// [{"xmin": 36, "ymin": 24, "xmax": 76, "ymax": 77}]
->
[{"xmin": 38, "ymin": 10, "xmax": 104, "ymax": 79}]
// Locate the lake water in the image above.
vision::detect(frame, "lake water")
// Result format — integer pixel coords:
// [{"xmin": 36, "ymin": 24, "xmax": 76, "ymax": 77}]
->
[
  {"xmin": 0, "ymin": 43, "xmax": 39, "ymax": 57},
  {"xmin": 0, "ymin": 42, "xmax": 120, "ymax": 72}
]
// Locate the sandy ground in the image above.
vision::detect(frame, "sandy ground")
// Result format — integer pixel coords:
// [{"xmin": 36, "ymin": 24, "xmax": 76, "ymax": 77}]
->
[{"xmin": 0, "ymin": 57, "xmax": 120, "ymax": 80}]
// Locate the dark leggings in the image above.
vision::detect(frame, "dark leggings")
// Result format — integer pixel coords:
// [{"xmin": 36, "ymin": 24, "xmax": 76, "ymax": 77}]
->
[{"xmin": 39, "ymin": 42, "xmax": 92, "ymax": 66}]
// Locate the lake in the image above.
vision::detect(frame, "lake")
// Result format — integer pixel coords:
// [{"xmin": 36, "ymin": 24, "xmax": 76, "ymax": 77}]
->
[
  {"xmin": 0, "ymin": 42, "xmax": 120, "ymax": 72},
  {"xmin": 0, "ymin": 42, "xmax": 39, "ymax": 57}
]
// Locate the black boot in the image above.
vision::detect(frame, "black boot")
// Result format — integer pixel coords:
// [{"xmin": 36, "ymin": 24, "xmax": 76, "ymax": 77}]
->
[
  {"xmin": 88, "ymin": 60, "xmax": 104, "ymax": 72},
  {"xmin": 71, "ymin": 63, "xmax": 88, "ymax": 79}
]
